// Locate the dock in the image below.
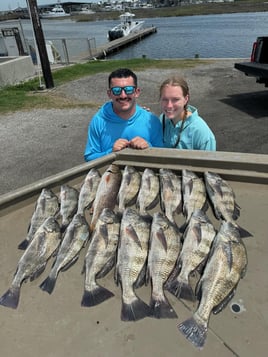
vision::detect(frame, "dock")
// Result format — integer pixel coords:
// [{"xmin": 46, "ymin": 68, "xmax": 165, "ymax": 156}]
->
[{"xmin": 76, "ymin": 26, "xmax": 157, "ymax": 61}]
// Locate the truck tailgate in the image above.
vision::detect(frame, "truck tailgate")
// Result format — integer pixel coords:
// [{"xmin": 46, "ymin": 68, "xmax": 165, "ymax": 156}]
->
[{"xmin": 234, "ymin": 61, "xmax": 268, "ymax": 77}]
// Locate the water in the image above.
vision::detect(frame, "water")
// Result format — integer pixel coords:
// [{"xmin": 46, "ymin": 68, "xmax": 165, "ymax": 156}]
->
[{"xmin": 16, "ymin": 11, "xmax": 268, "ymax": 59}]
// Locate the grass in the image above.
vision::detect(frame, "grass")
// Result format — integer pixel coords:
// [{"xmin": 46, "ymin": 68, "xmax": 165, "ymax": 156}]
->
[{"xmin": 0, "ymin": 58, "xmax": 212, "ymax": 114}]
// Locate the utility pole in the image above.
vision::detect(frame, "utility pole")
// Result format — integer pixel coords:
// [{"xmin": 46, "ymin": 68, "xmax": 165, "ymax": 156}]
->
[{"xmin": 27, "ymin": 0, "xmax": 54, "ymax": 89}]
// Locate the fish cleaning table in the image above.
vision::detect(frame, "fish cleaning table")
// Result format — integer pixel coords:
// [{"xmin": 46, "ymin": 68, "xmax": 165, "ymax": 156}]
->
[{"xmin": 0, "ymin": 148, "xmax": 267, "ymax": 357}]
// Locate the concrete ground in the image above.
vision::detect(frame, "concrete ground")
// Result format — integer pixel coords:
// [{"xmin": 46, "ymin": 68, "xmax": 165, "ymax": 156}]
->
[{"xmin": 0, "ymin": 59, "xmax": 267, "ymax": 195}]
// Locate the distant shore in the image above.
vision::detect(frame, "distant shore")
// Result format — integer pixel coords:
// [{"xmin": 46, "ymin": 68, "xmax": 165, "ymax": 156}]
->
[{"xmin": 1, "ymin": 1, "xmax": 267, "ymax": 22}]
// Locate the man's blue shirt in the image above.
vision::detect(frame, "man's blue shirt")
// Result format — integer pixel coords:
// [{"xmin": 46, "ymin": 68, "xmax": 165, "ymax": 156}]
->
[{"xmin": 84, "ymin": 102, "xmax": 163, "ymax": 161}]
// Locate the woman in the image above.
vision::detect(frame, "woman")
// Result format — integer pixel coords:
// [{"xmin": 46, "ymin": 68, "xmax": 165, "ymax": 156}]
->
[{"xmin": 159, "ymin": 76, "xmax": 216, "ymax": 151}]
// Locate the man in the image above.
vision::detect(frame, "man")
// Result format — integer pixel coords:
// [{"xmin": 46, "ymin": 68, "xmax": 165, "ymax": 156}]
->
[{"xmin": 84, "ymin": 68, "xmax": 163, "ymax": 161}]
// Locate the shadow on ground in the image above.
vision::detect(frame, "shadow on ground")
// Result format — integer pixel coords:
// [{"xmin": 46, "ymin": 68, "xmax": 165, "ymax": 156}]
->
[{"xmin": 220, "ymin": 90, "xmax": 268, "ymax": 119}]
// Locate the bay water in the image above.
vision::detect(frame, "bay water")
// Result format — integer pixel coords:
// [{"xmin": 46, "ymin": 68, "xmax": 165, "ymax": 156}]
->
[{"xmin": 18, "ymin": 11, "xmax": 268, "ymax": 59}]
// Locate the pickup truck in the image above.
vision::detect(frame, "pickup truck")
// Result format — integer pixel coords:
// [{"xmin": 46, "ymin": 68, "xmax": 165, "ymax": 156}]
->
[{"xmin": 234, "ymin": 36, "xmax": 268, "ymax": 87}]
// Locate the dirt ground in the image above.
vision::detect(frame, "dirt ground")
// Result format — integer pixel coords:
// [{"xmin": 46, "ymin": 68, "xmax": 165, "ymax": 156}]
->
[{"xmin": 0, "ymin": 59, "xmax": 268, "ymax": 196}]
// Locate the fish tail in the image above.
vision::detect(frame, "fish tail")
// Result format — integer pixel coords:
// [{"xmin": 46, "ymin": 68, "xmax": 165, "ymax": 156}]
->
[
  {"xmin": 121, "ymin": 296, "xmax": 150, "ymax": 321},
  {"xmin": 165, "ymin": 279, "xmax": 196, "ymax": 302},
  {"xmin": 39, "ymin": 276, "xmax": 57, "ymax": 294},
  {"xmin": 17, "ymin": 239, "xmax": 29, "ymax": 250},
  {"xmin": 149, "ymin": 296, "xmax": 177, "ymax": 319},
  {"xmin": 0, "ymin": 287, "xmax": 20, "ymax": 309},
  {"xmin": 81, "ymin": 285, "xmax": 114, "ymax": 307},
  {"xmin": 178, "ymin": 316, "xmax": 207, "ymax": 350}
]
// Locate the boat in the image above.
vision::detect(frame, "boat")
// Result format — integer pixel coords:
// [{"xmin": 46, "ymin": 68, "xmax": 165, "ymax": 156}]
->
[
  {"xmin": 76, "ymin": 6, "xmax": 95, "ymax": 15},
  {"xmin": 40, "ymin": 4, "xmax": 70, "ymax": 18},
  {"xmin": 107, "ymin": 12, "xmax": 144, "ymax": 41},
  {"xmin": 70, "ymin": 6, "xmax": 96, "ymax": 15}
]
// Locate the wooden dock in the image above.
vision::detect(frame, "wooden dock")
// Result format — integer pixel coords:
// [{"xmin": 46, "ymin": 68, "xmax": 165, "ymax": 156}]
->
[{"xmin": 76, "ymin": 26, "xmax": 157, "ymax": 61}]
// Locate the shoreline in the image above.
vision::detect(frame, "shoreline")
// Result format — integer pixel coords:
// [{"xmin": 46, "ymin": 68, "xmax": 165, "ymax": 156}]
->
[{"xmin": 1, "ymin": 2, "xmax": 267, "ymax": 22}]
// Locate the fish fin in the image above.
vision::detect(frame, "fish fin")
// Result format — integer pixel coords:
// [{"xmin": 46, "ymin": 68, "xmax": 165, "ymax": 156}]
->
[
  {"xmin": 179, "ymin": 221, "xmax": 188, "ymax": 234},
  {"xmin": 99, "ymin": 224, "xmax": 109, "ymax": 247},
  {"xmin": 192, "ymin": 223, "xmax": 202, "ymax": 244},
  {"xmin": 17, "ymin": 239, "xmax": 29, "ymax": 250},
  {"xmin": 146, "ymin": 195, "xmax": 159, "ymax": 211},
  {"xmin": 81, "ymin": 285, "xmax": 114, "ymax": 307},
  {"xmin": 140, "ymin": 213, "xmax": 153, "ymax": 224},
  {"xmin": 30, "ymin": 263, "xmax": 47, "ymax": 281},
  {"xmin": 178, "ymin": 316, "xmax": 207, "ymax": 350},
  {"xmin": 165, "ymin": 260, "xmax": 181, "ymax": 286},
  {"xmin": 165, "ymin": 279, "xmax": 196, "ymax": 302},
  {"xmin": 39, "ymin": 276, "xmax": 56, "ymax": 294},
  {"xmin": 134, "ymin": 262, "xmax": 147, "ymax": 289},
  {"xmin": 125, "ymin": 224, "xmax": 142, "ymax": 249},
  {"xmin": 212, "ymin": 288, "xmax": 236, "ymax": 315},
  {"xmin": 155, "ymin": 228, "xmax": 168, "ymax": 252},
  {"xmin": 95, "ymin": 256, "xmax": 115, "ymax": 279},
  {"xmin": 126, "ymin": 193, "xmax": 140, "ymax": 208},
  {"xmin": 0, "ymin": 287, "xmax": 20, "ymax": 309},
  {"xmin": 202, "ymin": 200, "xmax": 209, "ymax": 212},
  {"xmin": 175, "ymin": 200, "xmax": 183, "ymax": 215},
  {"xmin": 149, "ymin": 296, "xmax": 178, "ymax": 319},
  {"xmin": 61, "ymin": 255, "xmax": 80, "ymax": 272},
  {"xmin": 121, "ymin": 297, "xmax": 150, "ymax": 321},
  {"xmin": 60, "ymin": 223, "xmax": 69, "ymax": 234},
  {"xmin": 232, "ymin": 203, "xmax": 240, "ymax": 220},
  {"xmin": 236, "ymin": 224, "xmax": 253, "ymax": 238}
]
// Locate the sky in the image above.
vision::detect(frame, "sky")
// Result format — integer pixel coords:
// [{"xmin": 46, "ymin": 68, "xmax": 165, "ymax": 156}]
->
[{"xmin": 0, "ymin": 1, "xmax": 98, "ymax": 12}]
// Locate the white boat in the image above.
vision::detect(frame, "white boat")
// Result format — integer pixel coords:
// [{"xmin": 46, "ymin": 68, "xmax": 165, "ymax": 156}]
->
[
  {"xmin": 41, "ymin": 4, "xmax": 70, "ymax": 18},
  {"xmin": 70, "ymin": 6, "xmax": 96, "ymax": 15},
  {"xmin": 107, "ymin": 12, "xmax": 144, "ymax": 41},
  {"xmin": 77, "ymin": 7, "xmax": 95, "ymax": 15}
]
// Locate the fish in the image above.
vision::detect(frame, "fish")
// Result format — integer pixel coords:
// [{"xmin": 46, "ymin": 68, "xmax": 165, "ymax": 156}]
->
[
  {"xmin": 178, "ymin": 220, "xmax": 248, "ymax": 349},
  {"xmin": 77, "ymin": 168, "xmax": 101, "ymax": 216},
  {"xmin": 204, "ymin": 171, "xmax": 252, "ymax": 238},
  {"xmin": 115, "ymin": 208, "xmax": 151, "ymax": 321},
  {"xmin": 146, "ymin": 212, "xmax": 181, "ymax": 319},
  {"xmin": 59, "ymin": 184, "xmax": 79, "ymax": 233},
  {"xmin": 18, "ymin": 188, "xmax": 60, "ymax": 250},
  {"xmin": 118, "ymin": 165, "xmax": 141, "ymax": 213},
  {"xmin": 136, "ymin": 168, "xmax": 160, "ymax": 216},
  {"xmin": 159, "ymin": 168, "xmax": 182, "ymax": 224},
  {"xmin": 81, "ymin": 208, "xmax": 121, "ymax": 307},
  {"xmin": 165, "ymin": 209, "xmax": 216, "ymax": 302},
  {"xmin": 180, "ymin": 169, "xmax": 207, "ymax": 233},
  {"xmin": 39, "ymin": 213, "xmax": 90, "ymax": 294},
  {"xmin": 90, "ymin": 164, "xmax": 122, "ymax": 231},
  {"xmin": 0, "ymin": 216, "xmax": 61, "ymax": 309}
]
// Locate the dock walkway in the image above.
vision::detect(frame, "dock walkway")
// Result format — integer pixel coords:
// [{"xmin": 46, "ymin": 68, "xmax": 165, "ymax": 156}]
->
[{"xmin": 75, "ymin": 26, "xmax": 157, "ymax": 62}]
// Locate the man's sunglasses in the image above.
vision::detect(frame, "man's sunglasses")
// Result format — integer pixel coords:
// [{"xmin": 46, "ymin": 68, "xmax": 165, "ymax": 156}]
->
[{"xmin": 110, "ymin": 86, "xmax": 136, "ymax": 96}]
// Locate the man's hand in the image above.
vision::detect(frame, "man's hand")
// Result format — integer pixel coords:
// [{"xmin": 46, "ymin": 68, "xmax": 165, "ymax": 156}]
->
[
  {"xmin": 129, "ymin": 137, "xmax": 149, "ymax": 149},
  {"xmin": 113, "ymin": 138, "xmax": 130, "ymax": 152}
]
